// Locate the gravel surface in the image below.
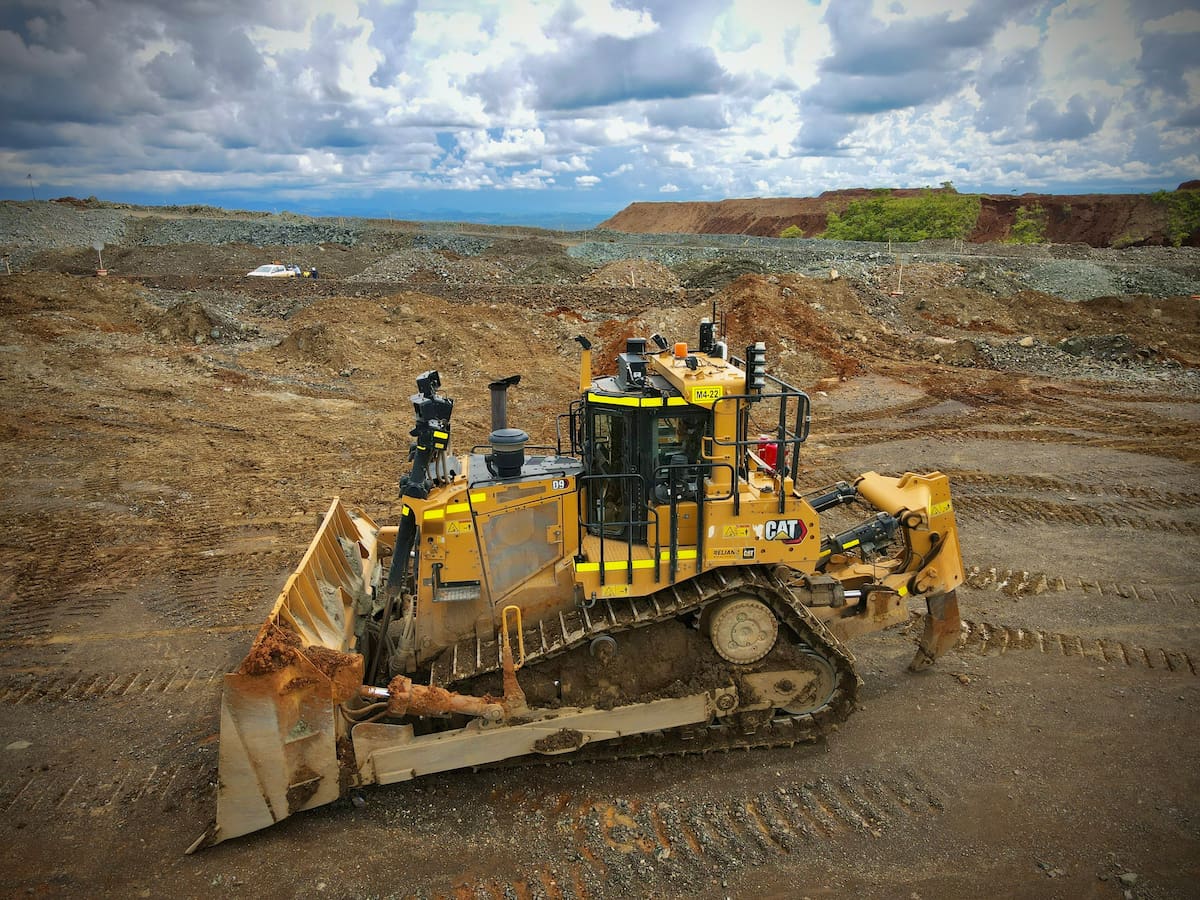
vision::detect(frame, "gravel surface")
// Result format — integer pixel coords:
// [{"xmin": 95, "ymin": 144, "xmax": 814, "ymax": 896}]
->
[
  {"xmin": 128, "ymin": 215, "xmax": 361, "ymax": 248},
  {"xmin": 3, "ymin": 200, "xmax": 1199, "ymax": 299},
  {"xmin": 0, "ymin": 202, "xmax": 128, "ymax": 264}
]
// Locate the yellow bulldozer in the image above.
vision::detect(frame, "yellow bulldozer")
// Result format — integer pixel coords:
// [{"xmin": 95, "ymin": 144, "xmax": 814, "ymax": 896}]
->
[{"xmin": 190, "ymin": 319, "xmax": 965, "ymax": 851}]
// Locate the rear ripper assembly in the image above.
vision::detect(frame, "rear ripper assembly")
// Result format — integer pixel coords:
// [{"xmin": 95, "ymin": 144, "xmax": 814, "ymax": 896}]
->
[{"xmin": 190, "ymin": 315, "xmax": 965, "ymax": 851}]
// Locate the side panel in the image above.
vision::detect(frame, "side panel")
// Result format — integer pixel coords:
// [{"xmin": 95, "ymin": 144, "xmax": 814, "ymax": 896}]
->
[{"xmin": 480, "ymin": 498, "xmax": 562, "ymax": 596}]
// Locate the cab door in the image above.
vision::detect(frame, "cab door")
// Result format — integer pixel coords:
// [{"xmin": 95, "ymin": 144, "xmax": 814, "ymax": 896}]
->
[{"xmin": 585, "ymin": 405, "xmax": 645, "ymax": 542}]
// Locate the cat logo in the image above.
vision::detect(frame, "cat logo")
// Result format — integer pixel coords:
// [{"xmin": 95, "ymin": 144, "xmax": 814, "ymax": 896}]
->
[{"xmin": 764, "ymin": 518, "xmax": 806, "ymax": 544}]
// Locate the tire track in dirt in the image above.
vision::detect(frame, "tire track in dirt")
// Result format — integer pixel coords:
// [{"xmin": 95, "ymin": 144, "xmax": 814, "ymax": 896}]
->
[
  {"xmin": 823, "ymin": 426, "xmax": 1198, "ymax": 458},
  {"xmin": 963, "ymin": 564, "xmax": 1198, "ymax": 605},
  {"xmin": 954, "ymin": 495, "xmax": 1200, "ymax": 535},
  {"xmin": 0, "ymin": 666, "xmax": 223, "ymax": 706},
  {"xmin": 948, "ymin": 619, "xmax": 1197, "ymax": 675},
  {"xmin": 439, "ymin": 769, "xmax": 942, "ymax": 900},
  {"xmin": 0, "ymin": 760, "xmax": 198, "ymax": 818},
  {"xmin": 817, "ymin": 398, "xmax": 935, "ymax": 428},
  {"xmin": 948, "ymin": 473, "xmax": 1200, "ymax": 506},
  {"xmin": 0, "ymin": 590, "xmax": 118, "ymax": 637}
]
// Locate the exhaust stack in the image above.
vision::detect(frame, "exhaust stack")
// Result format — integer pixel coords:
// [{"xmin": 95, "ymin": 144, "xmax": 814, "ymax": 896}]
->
[
  {"xmin": 488, "ymin": 375, "xmax": 520, "ymax": 431},
  {"xmin": 488, "ymin": 375, "xmax": 527, "ymax": 478}
]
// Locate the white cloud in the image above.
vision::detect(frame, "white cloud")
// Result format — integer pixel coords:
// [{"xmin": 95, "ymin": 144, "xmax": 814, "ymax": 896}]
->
[
  {"xmin": 1143, "ymin": 9, "xmax": 1200, "ymax": 32},
  {"xmin": 459, "ymin": 128, "xmax": 548, "ymax": 165},
  {"xmin": 0, "ymin": 0, "xmax": 1193, "ymax": 210},
  {"xmin": 667, "ymin": 148, "xmax": 695, "ymax": 167},
  {"xmin": 571, "ymin": 2, "xmax": 659, "ymax": 39}
]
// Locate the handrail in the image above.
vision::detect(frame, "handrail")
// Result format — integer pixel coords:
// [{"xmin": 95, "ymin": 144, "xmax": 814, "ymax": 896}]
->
[
  {"xmin": 710, "ymin": 386, "xmax": 811, "ymax": 515},
  {"xmin": 576, "ymin": 472, "xmax": 660, "ymax": 585}
]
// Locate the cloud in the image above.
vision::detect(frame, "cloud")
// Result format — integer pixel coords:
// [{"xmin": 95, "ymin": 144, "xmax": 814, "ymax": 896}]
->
[
  {"xmin": 529, "ymin": 36, "xmax": 734, "ymax": 110},
  {"xmin": 459, "ymin": 128, "xmax": 548, "ymax": 166},
  {"xmin": 365, "ymin": 0, "xmax": 418, "ymax": 87},
  {"xmin": 1027, "ymin": 94, "xmax": 1112, "ymax": 140},
  {"xmin": 1136, "ymin": 30, "xmax": 1200, "ymax": 97},
  {"xmin": 0, "ymin": 0, "xmax": 1195, "ymax": 213},
  {"xmin": 973, "ymin": 45, "xmax": 1042, "ymax": 137},
  {"xmin": 666, "ymin": 148, "xmax": 695, "ymax": 167},
  {"xmin": 795, "ymin": 0, "xmax": 1042, "ymax": 150}
]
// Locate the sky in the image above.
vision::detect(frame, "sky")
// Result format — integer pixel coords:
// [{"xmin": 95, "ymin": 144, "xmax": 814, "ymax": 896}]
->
[{"xmin": 0, "ymin": 0, "xmax": 1197, "ymax": 226}]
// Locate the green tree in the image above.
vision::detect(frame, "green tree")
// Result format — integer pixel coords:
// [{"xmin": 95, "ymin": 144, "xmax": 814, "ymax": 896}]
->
[
  {"xmin": 1152, "ymin": 188, "xmax": 1200, "ymax": 246},
  {"xmin": 820, "ymin": 190, "xmax": 980, "ymax": 242},
  {"xmin": 779, "ymin": 224, "xmax": 803, "ymax": 239},
  {"xmin": 1007, "ymin": 203, "xmax": 1047, "ymax": 244}
]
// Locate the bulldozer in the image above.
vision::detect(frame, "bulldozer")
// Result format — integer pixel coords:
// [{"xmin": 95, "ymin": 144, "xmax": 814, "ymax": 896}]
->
[{"xmin": 189, "ymin": 319, "xmax": 965, "ymax": 851}]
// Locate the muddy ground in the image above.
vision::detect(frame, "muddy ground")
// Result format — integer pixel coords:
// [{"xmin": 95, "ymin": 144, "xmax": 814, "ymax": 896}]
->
[{"xmin": 0, "ymin": 222, "xmax": 1198, "ymax": 899}]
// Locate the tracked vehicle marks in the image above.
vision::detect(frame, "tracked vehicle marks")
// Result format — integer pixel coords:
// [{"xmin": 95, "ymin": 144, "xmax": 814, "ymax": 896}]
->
[
  {"xmin": 963, "ymin": 564, "xmax": 1198, "ymax": 605},
  {"xmin": 953, "ymin": 619, "xmax": 1197, "ymax": 675},
  {"xmin": 0, "ymin": 666, "xmax": 222, "ymax": 705},
  {"xmin": 954, "ymin": 495, "xmax": 1200, "ymax": 535},
  {"xmin": 444, "ymin": 770, "xmax": 942, "ymax": 899},
  {"xmin": 948, "ymin": 472, "xmax": 1200, "ymax": 506},
  {"xmin": 0, "ymin": 590, "xmax": 117, "ymax": 637},
  {"xmin": 0, "ymin": 762, "xmax": 194, "ymax": 816},
  {"xmin": 821, "ymin": 425, "xmax": 1200, "ymax": 463}
]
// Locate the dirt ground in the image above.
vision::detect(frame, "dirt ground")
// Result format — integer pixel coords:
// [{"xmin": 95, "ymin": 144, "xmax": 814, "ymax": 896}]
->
[{"xmin": 1, "ymin": 230, "xmax": 1198, "ymax": 899}]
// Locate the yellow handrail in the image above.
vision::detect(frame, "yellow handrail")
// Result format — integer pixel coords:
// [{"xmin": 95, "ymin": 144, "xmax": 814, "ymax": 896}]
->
[{"xmin": 501, "ymin": 604, "xmax": 525, "ymax": 670}]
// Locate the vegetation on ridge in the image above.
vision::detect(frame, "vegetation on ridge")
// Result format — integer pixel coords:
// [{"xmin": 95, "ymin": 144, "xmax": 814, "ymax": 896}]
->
[
  {"xmin": 819, "ymin": 188, "xmax": 980, "ymax": 242},
  {"xmin": 1006, "ymin": 203, "xmax": 1048, "ymax": 244},
  {"xmin": 1152, "ymin": 187, "xmax": 1200, "ymax": 247}
]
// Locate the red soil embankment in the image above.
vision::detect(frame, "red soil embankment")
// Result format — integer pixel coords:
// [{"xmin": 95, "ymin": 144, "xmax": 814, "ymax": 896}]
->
[{"xmin": 600, "ymin": 187, "xmax": 1197, "ymax": 248}]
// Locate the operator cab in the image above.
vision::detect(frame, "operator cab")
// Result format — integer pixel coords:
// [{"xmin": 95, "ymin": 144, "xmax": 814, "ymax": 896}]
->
[{"xmin": 581, "ymin": 337, "xmax": 709, "ymax": 543}]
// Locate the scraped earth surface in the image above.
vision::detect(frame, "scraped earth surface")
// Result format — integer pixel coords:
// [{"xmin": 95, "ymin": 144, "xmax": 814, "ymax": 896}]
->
[{"xmin": 1, "ymin": 207, "xmax": 1199, "ymax": 899}]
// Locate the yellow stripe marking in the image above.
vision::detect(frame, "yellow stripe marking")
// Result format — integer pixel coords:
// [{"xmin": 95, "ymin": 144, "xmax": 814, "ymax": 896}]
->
[
  {"xmin": 659, "ymin": 549, "xmax": 697, "ymax": 560},
  {"xmin": 575, "ymin": 559, "xmax": 656, "ymax": 572},
  {"xmin": 587, "ymin": 392, "xmax": 688, "ymax": 408},
  {"xmin": 423, "ymin": 509, "xmax": 444, "ymax": 521}
]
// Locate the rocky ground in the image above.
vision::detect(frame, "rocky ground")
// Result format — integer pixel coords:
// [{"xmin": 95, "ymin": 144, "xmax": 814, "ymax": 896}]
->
[{"xmin": 0, "ymin": 201, "xmax": 1198, "ymax": 899}]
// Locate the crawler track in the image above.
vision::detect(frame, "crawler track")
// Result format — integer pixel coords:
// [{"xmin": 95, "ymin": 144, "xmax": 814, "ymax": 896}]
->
[{"xmin": 432, "ymin": 566, "xmax": 862, "ymax": 770}]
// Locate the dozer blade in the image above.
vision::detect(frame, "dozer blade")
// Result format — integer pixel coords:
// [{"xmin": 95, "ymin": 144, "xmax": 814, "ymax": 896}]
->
[
  {"xmin": 188, "ymin": 498, "xmax": 379, "ymax": 852},
  {"xmin": 908, "ymin": 590, "xmax": 962, "ymax": 672}
]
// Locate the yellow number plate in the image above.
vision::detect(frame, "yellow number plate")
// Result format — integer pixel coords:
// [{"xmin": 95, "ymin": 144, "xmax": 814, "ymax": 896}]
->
[{"xmin": 691, "ymin": 386, "xmax": 724, "ymax": 402}]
